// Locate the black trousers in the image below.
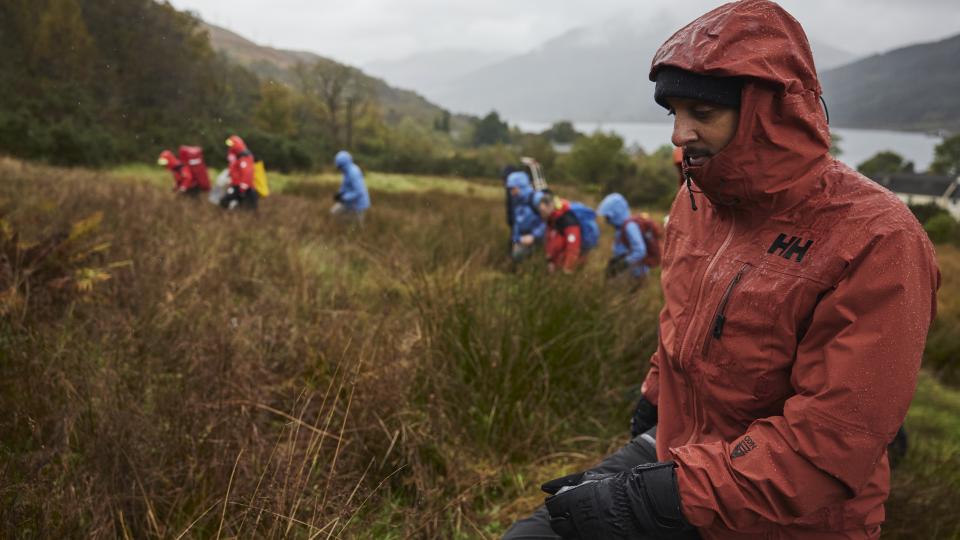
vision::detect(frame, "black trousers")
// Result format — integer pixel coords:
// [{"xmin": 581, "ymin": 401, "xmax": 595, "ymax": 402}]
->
[
  {"xmin": 220, "ymin": 186, "xmax": 259, "ymax": 211},
  {"xmin": 502, "ymin": 427, "xmax": 700, "ymax": 539}
]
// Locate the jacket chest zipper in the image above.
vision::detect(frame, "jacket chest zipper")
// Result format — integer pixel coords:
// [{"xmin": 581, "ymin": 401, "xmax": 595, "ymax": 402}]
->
[
  {"xmin": 702, "ymin": 263, "xmax": 751, "ymax": 357},
  {"xmin": 677, "ymin": 214, "xmax": 737, "ymax": 444}
]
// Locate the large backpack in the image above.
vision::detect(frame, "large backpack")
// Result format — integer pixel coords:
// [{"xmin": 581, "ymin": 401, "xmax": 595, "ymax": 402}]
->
[
  {"xmin": 621, "ymin": 214, "xmax": 663, "ymax": 267},
  {"xmin": 569, "ymin": 202, "xmax": 600, "ymax": 251},
  {"xmin": 178, "ymin": 146, "xmax": 211, "ymax": 191}
]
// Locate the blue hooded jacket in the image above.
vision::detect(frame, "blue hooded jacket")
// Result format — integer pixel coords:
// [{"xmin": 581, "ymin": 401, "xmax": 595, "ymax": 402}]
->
[
  {"xmin": 597, "ymin": 193, "xmax": 648, "ymax": 277},
  {"xmin": 335, "ymin": 151, "xmax": 371, "ymax": 211},
  {"xmin": 507, "ymin": 171, "xmax": 545, "ymax": 243}
]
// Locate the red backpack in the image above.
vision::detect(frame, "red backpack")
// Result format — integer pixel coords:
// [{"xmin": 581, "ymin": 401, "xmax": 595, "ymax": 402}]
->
[
  {"xmin": 178, "ymin": 146, "xmax": 211, "ymax": 191},
  {"xmin": 620, "ymin": 214, "xmax": 663, "ymax": 267}
]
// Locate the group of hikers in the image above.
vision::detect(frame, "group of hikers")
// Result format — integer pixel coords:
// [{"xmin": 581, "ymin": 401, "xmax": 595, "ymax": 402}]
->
[
  {"xmin": 503, "ymin": 165, "xmax": 667, "ymax": 282},
  {"xmin": 157, "ymin": 136, "xmax": 370, "ymax": 219},
  {"xmin": 150, "ymin": 2, "xmax": 942, "ymax": 538},
  {"xmin": 157, "ymin": 135, "xmax": 263, "ymax": 210}
]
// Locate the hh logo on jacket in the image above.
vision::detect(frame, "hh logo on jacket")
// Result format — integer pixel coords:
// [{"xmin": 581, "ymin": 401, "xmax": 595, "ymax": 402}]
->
[
  {"xmin": 767, "ymin": 233, "xmax": 814, "ymax": 263},
  {"xmin": 730, "ymin": 436, "xmax": 758, "ymax": 459}
]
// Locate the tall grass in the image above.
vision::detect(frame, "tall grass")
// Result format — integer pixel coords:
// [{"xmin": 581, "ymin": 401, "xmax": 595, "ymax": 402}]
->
[
  {"xmin": 0, "ymin": 158, "xmax": 405, "ymax": 536},
  {"xmin": 925, "ymin": 245, "xmax": 960, "ymax": 385},
  {"xmin": 1, "ymin": 156, "xmax": 959, "ymax": 538}
]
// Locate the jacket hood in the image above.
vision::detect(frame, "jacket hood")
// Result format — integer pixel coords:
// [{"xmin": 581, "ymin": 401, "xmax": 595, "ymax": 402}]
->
[
  {"xmin": 547, "ymin": 198, "xmax": 571, "ymax": 222},
  {"xmin": 650, "ymin": 0, "xmax": 831, "ymax": 216},
  {"xmin": 226, "ymin": 135, "xmax": 248, "ymax": 156},
  {"xmin": 335, "ymin": 150, "xmax": 353, "ymax": 169},
  {"xmin": 506, "ymin": 171, "xmax": 531, "ymax": 190},
  {"xmin": 157, "ymin": 150, "xmax": 180, "ymax": 169},
  {"xmin": 507, "ymin": 171, "xmax": 535, "ymax": 199},
  {"xmin": 597, "ymin": 193, "xmax": 630, "ymax": 227}
]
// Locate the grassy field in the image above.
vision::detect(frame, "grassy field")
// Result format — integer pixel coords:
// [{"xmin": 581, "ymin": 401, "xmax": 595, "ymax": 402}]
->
[
  {"xmin": 1, "ymin": 157, "xmax": 958, "ymax": 539},
  {"xmin": 110, "ymin": 164, "xmax": 508, "ymax": 200}
]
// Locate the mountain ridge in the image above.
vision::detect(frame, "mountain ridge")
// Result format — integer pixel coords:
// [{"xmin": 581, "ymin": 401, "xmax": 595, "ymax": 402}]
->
[
  {"xmin": 820, "ymin": 33, "xmax": 960, "ymax": 132},
  {"xmin": 203, "ymin": 23, "xmax": 452, "ymax": 127},
  {"xmin": 415, "ymin": 13, "xmax": 861, "ymax": 124}
]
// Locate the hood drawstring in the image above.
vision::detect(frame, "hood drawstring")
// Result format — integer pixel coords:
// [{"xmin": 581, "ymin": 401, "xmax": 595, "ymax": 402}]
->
[{"xmin": 683, "ymin": 164, "xmax": 699, "ymax": 212}]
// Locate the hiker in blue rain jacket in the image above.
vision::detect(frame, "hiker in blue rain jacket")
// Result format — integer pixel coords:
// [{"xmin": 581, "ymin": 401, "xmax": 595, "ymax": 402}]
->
[
  {"xmin": 597, "ymin": 193, "xmax": 652, "ymax": 281},
  {"xmin": 331, "ymin": 151, "xmax": 370, "ymax": 222},
  {"xmin": 507, "ymin": 171, "xmax": 545, "ymax": 262}
]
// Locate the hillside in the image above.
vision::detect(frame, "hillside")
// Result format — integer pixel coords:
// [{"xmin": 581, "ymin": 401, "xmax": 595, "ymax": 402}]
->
[
  {"xmin": 364, "ymin": 49, "xmax": 508, "ymax": 96},
  {"xmin": 421, "ymin": 11, "xmax": 858, "ymax": 123},
  {"xmin": 428, "ymin": 12, "xmax": 678, "ymax": 122},
  {"xmin": 204, "ymin": 23, "xmax": 452, "ymax": 127},
  {"xmin": 820, "ymin": 33, "xmax": 960, "ymax": 132}
]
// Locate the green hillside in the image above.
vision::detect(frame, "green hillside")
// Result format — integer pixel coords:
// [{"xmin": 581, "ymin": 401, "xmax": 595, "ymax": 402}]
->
[
  {"xmin": 0, "ymin": 0, "xmax": 467, "ymax": 172},
  {"xmin": 203, "ymin": 23, "xmax": 458, "ymax": 129}
]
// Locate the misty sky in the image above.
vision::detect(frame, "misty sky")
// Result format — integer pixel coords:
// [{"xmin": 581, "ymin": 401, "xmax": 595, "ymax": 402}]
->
[{"xmin": 167, "ymin": 0, "xmax": 960, "ymax": 65}]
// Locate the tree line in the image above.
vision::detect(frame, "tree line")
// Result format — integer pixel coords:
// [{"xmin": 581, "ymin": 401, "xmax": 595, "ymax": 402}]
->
[{"xmin": 0, "ymin": 0, "xmax": 740, "ymax": 209}]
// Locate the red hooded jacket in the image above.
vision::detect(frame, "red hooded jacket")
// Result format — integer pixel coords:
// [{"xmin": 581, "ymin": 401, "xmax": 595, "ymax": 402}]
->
[
  {"xmin": 544, "ymin": 199, "xmax": 583, "ymax": 272},
  {"xmin": 644, "ymin": 1, "xmax": 940, "ymax": 538},
  {"xmin": 226, "ymin": 135, "xmax": 255, "ymax": 191},
  {"xmin": 159, "ymin": 150, "xmax": 195, "ymax": 192}
]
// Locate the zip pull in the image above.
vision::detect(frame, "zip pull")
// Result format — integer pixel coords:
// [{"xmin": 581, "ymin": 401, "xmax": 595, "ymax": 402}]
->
[
  {"xmin": 701, "ymin": 264, "xmax": 751, "ymax": 360},
  {"xmin": 712, "ymin": 266, "xmax": 747, "ymax": 340},
  {"xmin": 712, "ymin": 315, "xmax": 726, "ymax": 338},
  {"xmin": 684, "ymin": 169, "xmax": 698, "ymax": 212}
]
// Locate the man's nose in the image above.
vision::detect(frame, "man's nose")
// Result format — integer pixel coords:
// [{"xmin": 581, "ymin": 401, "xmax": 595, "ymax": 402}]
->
[{"xmin": 671, "ymin": 117, "xmax": 698, "ymax": 148}]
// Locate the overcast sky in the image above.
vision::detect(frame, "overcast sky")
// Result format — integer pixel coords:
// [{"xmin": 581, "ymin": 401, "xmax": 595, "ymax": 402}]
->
[{"xmin": 167, "ymin": 0, "xmax": 960, "ymax": 65}]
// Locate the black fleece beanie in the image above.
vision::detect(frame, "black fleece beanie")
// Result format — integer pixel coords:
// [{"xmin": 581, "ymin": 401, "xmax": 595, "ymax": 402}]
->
[{"xmin": 654, "ymin": 67, "xmax": 743, "ymax": 110}]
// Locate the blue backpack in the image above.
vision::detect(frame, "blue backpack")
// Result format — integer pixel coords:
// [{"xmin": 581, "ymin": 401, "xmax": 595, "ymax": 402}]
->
[{"xmin": 569, "ymin": 202, "xmax": 600, "ymax": 251}]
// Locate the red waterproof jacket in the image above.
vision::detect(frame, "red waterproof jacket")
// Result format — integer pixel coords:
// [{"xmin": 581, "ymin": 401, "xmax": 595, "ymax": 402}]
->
[
  {"xmin": 159, "ymin": 150, "xmax": 195, "ymax": 192},
  {"xmin": 545, "ymin": 200, "xmax": 582, "ymax": 272},
  {"xmin": 643, "ymin": 1, "xmax": 940, "ymax": 538},
  {"xmin": 226, "ymin": 135, "xmax": 255, "ymax": 191}
]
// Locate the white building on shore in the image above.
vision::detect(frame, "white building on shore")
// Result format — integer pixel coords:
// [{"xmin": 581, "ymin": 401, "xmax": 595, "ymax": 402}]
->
[{"xmin": 872, "ymin": 173, "xmax": 960, "ymax": 220}]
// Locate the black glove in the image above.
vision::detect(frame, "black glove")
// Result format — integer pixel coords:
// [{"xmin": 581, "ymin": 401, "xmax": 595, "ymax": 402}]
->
[
  {"xmin": 543, "ymin": 461, "xmax": 692, "ymax": 540},
  {"xmin": 630, "ymin": 395, "xmax": 658, "ymax": 438},
  {"xmin": 888, "ymin": 425, "xmax": 908, "ymax": 469},
  {"xmin": 333, "ymin": 192, "xmax": 343, "ymax": 202}
]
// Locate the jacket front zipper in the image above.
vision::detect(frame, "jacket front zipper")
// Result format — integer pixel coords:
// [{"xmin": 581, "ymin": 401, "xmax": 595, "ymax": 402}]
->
[
  {"xmin": 678, "ymin": 213, "xmax": 737, "ymax": 445},
  {"xmin": 702, "ymin": 263, "xmax": 751, "ymax": 357}
]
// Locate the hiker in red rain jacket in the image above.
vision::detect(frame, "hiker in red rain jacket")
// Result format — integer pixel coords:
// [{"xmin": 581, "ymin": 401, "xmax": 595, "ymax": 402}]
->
[
  {"xmin": 157, "ymin": 150, "xmax": 198, "ymax": 195},
  {"xmin": 536, "ymin": 190, "xmax": 582, "ymax": 274},
  {"xmin": 505, "ymin": 2, "xmax": 940, "ymax": 540},
  {"xmin": 221, "ymin": 135, "xmax": 258, "ymax": 211}
]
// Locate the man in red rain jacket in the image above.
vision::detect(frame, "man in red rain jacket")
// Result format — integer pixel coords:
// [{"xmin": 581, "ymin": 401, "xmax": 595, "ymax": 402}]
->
[
  {"xmin": 221, "ymin": 135, "xmax": 258, "ymax": 211},
  {"xmin": 536, "ymin": 190, "xmax": 582, "ymax": 274},
  {"xmin": 157, "ymin": 150, "xmax": 198, "ymax": 195},
  {"xmin": 504, "ymin": 1, "xmax": 940, "ymax": 539}
]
